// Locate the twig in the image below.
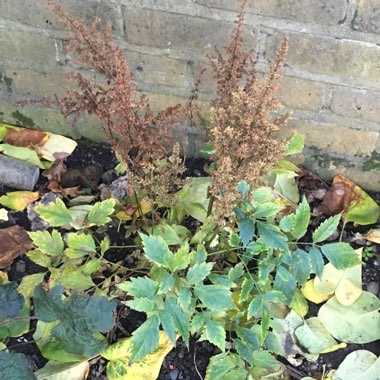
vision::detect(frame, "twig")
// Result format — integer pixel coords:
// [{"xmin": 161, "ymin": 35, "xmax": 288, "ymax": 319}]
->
[{"xmin": 193, "ymin": 348, "xmax": 204, "ymax": 380}]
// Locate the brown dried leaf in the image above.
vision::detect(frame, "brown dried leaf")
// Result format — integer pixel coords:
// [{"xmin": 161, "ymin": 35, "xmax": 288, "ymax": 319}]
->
[
  {"xmin": 61, "ymin": 165, "xmax": 103, "ymax": 189},
  {"xmin": 4, "ymin": 128, "xmax": 49, "ymax": 147},
  {"xmin": 42, "ymin": 159, "xmax": 67, "ymax": 184},
  {"xmin": 0, "ymin": 225, "xmax": 34, "ymax": 269}
]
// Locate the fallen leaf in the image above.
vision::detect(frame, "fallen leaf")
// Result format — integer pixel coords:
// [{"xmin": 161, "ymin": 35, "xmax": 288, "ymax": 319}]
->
[
  {"xmin": 318, "ymin": 291, "xmax": 380, "ymax": 344},
  {"xmin": 301, "ymin": 279, "xmax": 333, "ymax": 304},
  {"xmin": 0, "ymin": 191, "xmax": 40, "ymax": 211},
  {"xmin": 116, "ymin": 199, "xmax": 153, "ymax": 221},
  {"xmin": 319, "ymin": 174, "xmax": 380, "ymax": 225},
  {"xmin": 37, "ymin": 133, "xmax": 77, "ymax": 161},
  {"xmin": 61, "ymin": 166, "xmax": 102, "ymax": 189},
  {"xmin": 0, "ymin": 225, "xmax": 34, "ymax": 268},
  {"xmin": 34, "ymin": 360, "xmax": 89, "ymax": 380},
  {"xmin": 3, "ymin": 128, "xmax": 49, "ymax": 147},
  {"xmin": 363, "ymin": 229, "xmax": 380, "ymax": 244},
  {"xmin": 0, "ymin": 208, "xmax": 8, "ymax": 221},
  {"xmin": 0, "ymin": 143, "xmax": 48, "ymax": 169}
]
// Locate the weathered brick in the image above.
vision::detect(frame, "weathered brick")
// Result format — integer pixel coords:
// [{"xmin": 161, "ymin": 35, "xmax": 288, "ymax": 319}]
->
[
  {"xmin": 352, "ymin": 0, "xmax": 380, "ymax": 34},
  {"xmin": 0, "ymin": 27, "xmax": 62, "ymax": 66},
  {"xmin": 123, "ymin": 9, "xmax": 254, "ymax": 54},
  {"xmin": 287, "ymin": 119, "xmax": 378, "ymax": 156},
  {"xmin": 278, "ymin": 76, "xmax": 326, "ymax": 112},
  {"xmin": 125, "ymin": 51, "xmax": 194, "ymax": 88},
  {"xmin": 0, "ymin": 0, "xmax": 123, "ymax": 34},
  {"xmin": 197, "ymin": 0, "xmax": 347, "ymax": 25},
  {"xmin": 331, "ymin": 86, "xmax": 380, "ymax": 124},
  {"xmin": 266, "ymin": 33, "xmax": 380, "ymax": 82}
]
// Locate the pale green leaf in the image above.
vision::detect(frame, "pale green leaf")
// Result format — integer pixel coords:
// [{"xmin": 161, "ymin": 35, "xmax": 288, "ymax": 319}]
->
[
  {"xmin": 35, "ymin": 199, "xmax": 72, "ymax": 227},
  {"xmin": 26, "ymin": 250, "xmax": 51, "ymax": 268},
  {"xmin": 18, "ymin": 273, "xmax": 45, "ymax": 300},
  {"xmin": 58, "ymin": 265, "xmax": 95, "ymax": 291},
  {"xmin": 274, "ymin": 173, "xmax": 299, "ymax": 204},
  {"xmin": 257, "ymin": 221, "xmax": 288, "ymax": 251},
  {"xmin": 141, "ymin": 234, "xmax": 173, "ymax": 269},
  {"xmin": 252, "ymin": 187, "xmax": 273, "ymax": 203},
  {"xmin": 164, "ymin": 297, "xmax": 190, "ymax": 345},
  {"xmin": 170, "ymin": 242, "xmax": 191, "ymax": 272},
  {"xmin": 0, "ymin": 191, "xmax": 39, "ymax": 211},
  {"xmin": 150, "ymin": 223, "xmax": 183, "ymax": 245},
  {"xmin": 247, "ymin": 296, "xmax": 264, "ymax": 319},
  {"xmin": 194, "ymin": 284, "xmax": 234, "ymax": 312},
  {"xmin": 205, "ymin": 353, "xmax": 248, "ymax": 380},
  {"xmin": 317, "ymin": 291, "xmax": 380, "ymax": 344},
  {"xmin": 237, "ymin": 180, "xmax": 250, "ymax": 197},
  {"xmin": 34, "ymin": 361, "xmax": 89, "ymax": 380},
  {"xmin": 100, "ymin": 236, "xmax": 110, "ymax": 255},
  {"xmin": 254, "ymin": 202, "xmax": 283, "ymax": 219},
  {"xmin": 309, "ymin": 246, "xmax": 324, "ymax": 279},
  {"xmin": 239, "ymin": 219, "xmax": 255, "ymax": 247},
  {"xmin": 130, "ymin": 315, "xmax": 160, "ymax": 363},
  {"xmin": 126, "ymin": 297, "xmax": 158, "ymax": 313},
  {"xmin": 117, "ymin": 277, "xmax": 158, "ymax": 298},
  {"xmin": 312, "ymin": 214, "xmax": 341, "ymax": 243},
  {"xmin": 86, "ymin": 199, "xmax": 115, "ymax": 226},
  {"xmin": 28, "ymin": 230, "xmax": 64, "ymax": 256},
  {"xmin": 273, "ymin": 266, "xmax": 297, "ymax": 303},
  {"xmin": 321, "ymin": 243, "xmax": 360, "ymax": 270},
  {"xmin": 65, "ymin": 233, "xmax": 96, "ymax": 259},
  {"xmin": 289, "ymin": 288, "xmax": 308, "ymax": 318},
  {"xmin": 279, "ymin": 214, "xmax": 295, "ymax": 232},
  {"xmin": 201, "ymin": 319, "xmax": 226, "ymax": 351},
  {"xmin": 178, "ymin": 287, "xmax": 193, "ymax": 313},
  {"xmin": 284, "ymin": 133, "xmax": 305, "ymax": 155},
  {"xmin": 293, "ymin": 196, "xmax": 310, "ymax": 239},
  {"xmin": 0, "ymin": 143, "xmax": 46, "ymax": 168},
  {"xmin": 186, "ymin": 262, "xmax": 214, "ymax": 285}
]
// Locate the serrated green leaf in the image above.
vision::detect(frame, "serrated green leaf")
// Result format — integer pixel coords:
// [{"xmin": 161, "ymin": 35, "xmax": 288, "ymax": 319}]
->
[
  {"xmin": 18, "ymin": 273, "xmax": 45, "ymax": 300},
  {"xmin": 158, "ymin": 271, "xmax": 175, "ymax": 293},
  {"xmin": 254, "ymin": 202, "xmax": 283, "ymax": 219},
  {"xmin": 228, "ymin": 262, "xmax": 245, "ymax": 283},
  {"xmin": 170, "ymin": 242, "xmax": 191, "ymax": 272},
  {"xmin": 141, "ymin": 234, "xmax": 173, "ymax": 269},
  {"xmin": 257, "ymin": 221, "xmax": 288, "ymax": 251},
  {"xmin": 236, "ymin": 326, "xmax": 261, "ymax": 351},
  {"xmin": 186, "ymin": 262, "xmax": 214, "ymax": 285},
  {"xmin": 58, "ymin": 265, "xmax": 95, "ymax": 291},
  {"xmin": 284, "ymin": 133, "xmax": 305, "ymax": 155},
  {"xmin": 34, "ymin": 285, "xmax": 116, "ymax": 357},
  {"xmin": 0, "ymin": 282, "xmax": 24, "ymax": 319},
  {"xmin": 26, "ymin": 250, "xmax": 51, "ymax": 268},
  {"xmin": 0, "ymin": 351, "xmax": 36, "ymax": 380},
  {"xmin": 86, "ymin": 199, "xmax": 115, "ymax": 226},
  {"xmin": 252, "ymin": 187, "xmax": 273, "ymax": 203},
  {"xmin": 279, "ymin": 214, "xmax": 295, "ymax": 232},
  {"xmin": 117, "ymin": 277, "xmax": 158, "ymax": 298},
  {"xmin": 239, "ymin": 219, "xmax": 255, "ymax": 247},
  {"xmin": 229, "ymin": 232, "xmax": 240, "ymax": 248},
  {"xmin": 274, "ymin": 173, "xmax": 299, "ymax": 204},
  {"xmin": 273, "ymin": 266, "xmax": 297, "ymax": 303},
  {"xmin": 130, "ymin": 315, "xmax": 160, "ymax": 363},
  {"xmin": 100, "ymin": 236, "xmax": 110, "ymax": 255},
  {"xmin": 126, "ymin": 297, "xmax": 159, "ymax": 313},
  {"xmin": 81, "ymin": 259, "xmax": 101, "ymax": 275},
  {"xmin": 309, "ymin": 246, "xmax": 324, "ymax": 278},
  {"xmin": 200, "ymin": 144, "xmax": 215, "ymax": 154},
  {"xmin": 27, "ymin": 230, "xmax": 64, "ymax": 256},
  {"xmin": 251, "ymin": 350, "xmax": 278, "ymax": 371},
  {"xmin": 150, "ymin": 222, "xmax": 183, "ymax": 245},
  {"xmin": 195, "ymin": 245, "xmax": 207, "ymax": 264},
  {"xmin": 205, "ymin": 353, "xmax": 247, "ymax": 380},
  {"xmin": 66, "ymin": 232, "xmax": 96, "ymax": 255},
  {"xmin": 178, "ymin": 287, "xmax": 193, "ymax": 312},
  {"xmin": 194, "ymin": 284, "xmax": 234, "ymax": 312},
  {"xmin": 312, "ymin": 214, "xmax": 341, "ymax": 243},
  {"xmin": 0, "ymin": 305, "xmax": 30, "ymax": 339},
  {"xmin": 201, "ymin": 319, "xmax": 226, "ymax": 351},
  {"xmin": 289, "ymin": 249, "xmax": 311, "ymax": 286},
  {"xmin": 239, "ymin": 278, "xmax": 254, "ymax": 303},
  {"xmin": 263, "ymin": 291, "xmax": 286, "ymax": 303},
  {"xmin": 159, "ymin": 308, "xmax": 177, "ymax": 345},
  {"xmin": 321, "ymin": 243, "xmax": 360, "ymax": 270},
  {"xmin": 293, "ymin": 196, "xmax": 310, "ymax": 239},
  {"xmin": 247, "ymin": 296, "xmax": 264, "ymax": 319},
  {"xmin": 164, "ymin": 297, "xmax": 190, "ymax": 345},
  {"xmin": 34, "ymin": 199, "xmax": 73, "ymax": 227},
  {"xmin": 237, "ymin": 180, "xmax": 250, "ymax": 197},
  {"xmin": 234, "ymin": 339, "xmax": 254, "ymax": 365},
  {"xmin": 290, "ymin": 288, "xmax": 308, "ymax": 318}
]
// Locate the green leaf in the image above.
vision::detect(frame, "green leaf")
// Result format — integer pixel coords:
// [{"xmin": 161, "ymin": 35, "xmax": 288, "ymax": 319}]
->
[
  {"xmin": 321, "ymin": 243, "xmax": 360, "ymax": 270},
  {"xmin": 157, "ymin": 271, "xmax": 175, "ymax": 293},
  {"xmin": 254, "ymin": 202, "xmax": 283, "ymax": 219},
  {"xmin": 274, "ymin": 173, "xmax": 299, "ymax": 204},
  {"xmin": 293, "ymin": 196, "xmax": 310, "ymax": 239},
  {"xmin": 170, "ymin": 242, "xmax": 191, "ymax": 272},
  {"xmin": 205, "ymin": 353, "xmax": 248, "ymax": 380},
  {"xmin": 186, "ymin": 262, "xmax": 214, "ymax": 285},
  {"xmin": 26, "ymin": 250, "xmax": 51, "ymax": 268},
  {"xmin": 35, "ymin": 199, "xmax": 73, "ymax": 227},
  {"xmin": 237, "ymin": 180, "xmax": 250, "ymax": 197},
  {"xmin": 86, "ymin": 198, "xmax": 115, "ymax": 226},
  {"xmin": 312, "ymin": 214, "xmax": 341, "ymax": 243},
  {"xmin": 200, "ymin": 144, "xmax": 215, "ymax": 154},
  {"xmin": 257, "ymin": 221, "xmax": 288, "ymax": 251},
  {"xmin": 263, "ymin": 291, "xmax": 286, "ymax": 303},
  {"xmin": 289, "ymin": 249, "xmax": 311, "ymax": 286},
  {"xmin": 100, "ymin": 236, "xmax": 110, "ymax": 255},
  {"xmin": 247, "ymin": 296, "xmax": 264, "ymax": 319},
  {"xmin": 252, "ymin": 187, "xmax": 273, "ymax": 203},
  {"xmin": 150, "ymin": 222, "xmax": 183, "ymax": 245},
  {"xmin": 309, "ymin": 246, "xmax": 324, "ymax": 279},
  {"xmin": 0, "ymin": 305, "xmax": 30, "ymax": 339},
  {"xmin": 0, "ymin": 282, "xmax": 24, "ymax": 319},
  {"xmin": 130, "ymin": 315, "xmax": 160, "ymax": 363},
  {"xmin": 234, "ymin": 339, "xmax": 254, "ymax": 365},
  {"xmin": 194, "ymin": 284, "xmax": 234, "ymax": 312},
  {"xmin": 126, "ymin": 297, "xmax": 159, "ymax": 313},
  {"xmin": 251, "ymin": 350, "xmax": 279, "ymax": 373},
  {"xmin": 58, "ymin": 265, "xmax": 95, "ymax": 291},
  {"xmin": 34, "ymin": 285, "xmax": 116, "ymax": 356},
  {"xmin": 290, "ymin": 288, "xmax": 308, "ymax": 318},
  {"xmin": 65, "ymin": 233, "xmax": 96, "ymax": 259},
  {"xmin": 273, "ymin": 266, "xmax": 297, "ymax": 303},
  {"xmin": 201, "ymin": 319, "xmax": 226, "ymax": 351},
  {"xmin": 228, "ymin": 262, "xmax": 245, "ymax": 283},
  {"xmin": 164, "ymin": 297, "xmax": 190, "ymax": 345},
  {"xmin": 279, "ymin": 214, "xmax": 295, "ymax": 232},
  {"xmin": 239, "ymin": 219, "xmax": 255, "ymax": 247},
  {"xmin": 236, "ymin": 326, "xmax": 261, "ymax": 351},
  {"xmin": 117, "ymin": 277, "xmax": 158, "ymax": 298},
  {"xmin": 141, "ymin": 234, "xmax": 173, "ymax": 269},
  {"xmin": 284, "ymin": 133, "xmax": 305, "ymax": 155},
  {"xmin": 27, "ymin": 230, "xmax": 64, "ymax": 256},
  {"xmin": 0, "ymin": 143, "xmax": 46, "ymax": 169},
  {"xmin": 239, "ymin": 278, "xmax": 254, "ymax": 303},
  {"xmin": 178, "ymin": 287, "xmax": 193, "ymax": 312},
  {"xmin": 34, "ymin": 361, "xmax": 89, "ymax": 380},
  {"xmin": 81, "ymin": 259, "xmax": 101, "ymax": 275},
  {"xmin": 318, "ymin": 291, "xmax": 380, "ymax": 344},
  {"xmin": 0, "ymin": 351, "xmax": 36, "ymax": 380},
  {"xmin": 18, "ymin": 273, "xmax": 45, "ymax": 300}
]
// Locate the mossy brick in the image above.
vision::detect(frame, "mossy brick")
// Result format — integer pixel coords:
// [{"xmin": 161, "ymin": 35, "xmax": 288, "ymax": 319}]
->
[
  {"xmin": 265, "ymin": 33, "xmax": 380, "ymax": 82},
  {"xmin": 125, "ymin": 51, "xmax": 194, "ymax": 88},
  {"xmin": 196, "ymin": 0, "xmax": 347, "ymax": 25},
  {"xmin": 286, "ymin": 119, "xmax": 378, "ymax": 156},
  {"xmin": 278, "ymin": 76, "xmax": 326, "ymax": 112},
  {"xmin": 331, "ymin": 86, "xmax": 380, "ymax": 124},
  {"xmin": 0, "ymin": 28, "xmax": 61, "ymax": 67},
  {"xmin": 0, "ymin": 0, "xmax": 123, "ymax": 34},
  {"xmin": 352, "ymin": 0, "xmax": 380, "ymax": 34},
  {"xmin": 123, "ymin": 9, "xmax": 254, "ymax": 54}
]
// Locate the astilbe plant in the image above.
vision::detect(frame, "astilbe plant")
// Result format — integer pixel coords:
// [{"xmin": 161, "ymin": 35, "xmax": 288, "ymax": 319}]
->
[{"xmin": 204, "ymin": 0, "xmax": 289, "ymax": 218}]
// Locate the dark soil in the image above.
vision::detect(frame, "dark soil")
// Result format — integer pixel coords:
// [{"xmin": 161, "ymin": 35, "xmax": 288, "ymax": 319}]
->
[{"xmin": 1, "ymin": 140, "xmax": 379, "ymax": 380}]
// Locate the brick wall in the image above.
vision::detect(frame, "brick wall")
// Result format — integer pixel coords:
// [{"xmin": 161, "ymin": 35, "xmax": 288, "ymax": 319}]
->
[{"xmin": 1, "ymin": 0, "xmax": 380, "ymax": 189}]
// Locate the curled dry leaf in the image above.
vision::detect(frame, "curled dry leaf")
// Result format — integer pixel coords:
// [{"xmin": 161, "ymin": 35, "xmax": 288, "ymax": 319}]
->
[
  {"xmin": 319, "ymin": 174, "xmax": 380, "ymax": 225},
  {"xmin": 0, "ymin": 225, "xmax": 34, "ymax": 269},
  {"xmin": 363, "ymin": 229, "xmax": 380, "ymax": 244},
  {"xmin": 3, "ymin": 128, "xmax": 49, "ymax": 147}
]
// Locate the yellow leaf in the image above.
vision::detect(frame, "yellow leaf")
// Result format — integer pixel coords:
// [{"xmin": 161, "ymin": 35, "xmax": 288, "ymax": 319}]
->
[
  {"xmin": 320, "ymin": 342, "xmax": 347, "ymax": 354},
  {"xmin": 37, "ymin": 133, "xmax": 78, "ymax": 162},
  {"xmin": 115, "ymin": 200, "xmax": 153, "ymax": 221},
  {"xmin": 301, "ymin": 279, "xmax": 333, "ymax": 304},
  {"xmin": 0, "ymin": 191, "xmax": 40, "ymax": 211},
  {"xmin": 0, "ymin": 271, "xmax": 8, "ymax": 284},
  {"xmin": 364, "ymin": 229, "xmax": 380, "ymax": 244},
  {"xmin": 102, "ymin": 332, "xmax": 174, "ymax": 380}
]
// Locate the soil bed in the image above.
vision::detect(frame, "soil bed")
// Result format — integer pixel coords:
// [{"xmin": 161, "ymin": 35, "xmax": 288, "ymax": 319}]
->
[{"xmin": 1, "ymin": 140, "xmax": 379, "ymax": 380}]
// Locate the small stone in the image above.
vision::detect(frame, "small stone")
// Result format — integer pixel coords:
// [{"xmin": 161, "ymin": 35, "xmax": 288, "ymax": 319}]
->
[
  {"xmin": 366, "ymin": 281, "xmax": 379, "ymax": 295},
  {"xmin": 310, "ymin": 364, "xmax": 318, "ymax": 371}
]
